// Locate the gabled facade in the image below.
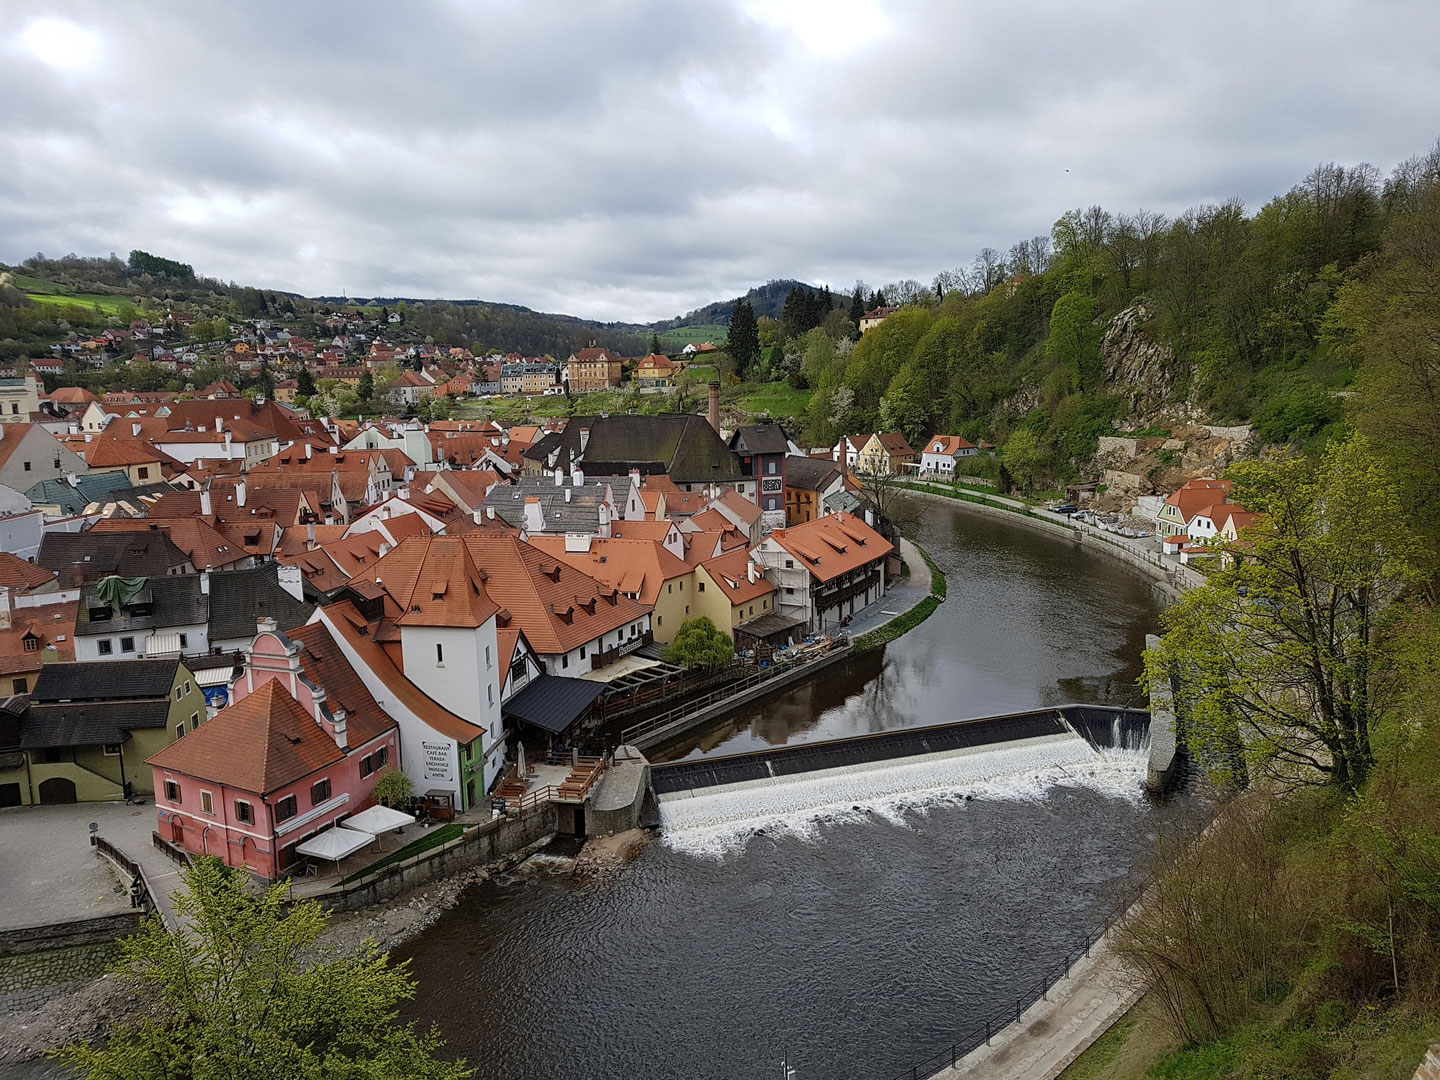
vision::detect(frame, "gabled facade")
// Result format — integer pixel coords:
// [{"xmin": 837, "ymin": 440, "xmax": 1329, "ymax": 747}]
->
[
  {"xmin": 148, "ymin": 634, "xmax": 398, "ymax": 882},
  {"xmin": 856, "ymin": 432, "xmax": 916, "ymax": 475},
  {"xmin": 750, "ymin": 511, "xmax": 893, "ymax": 633},
  {"xmin": 919, "ymin": 435, "xmax": 977, "ymax": 476},
  {"xmin": 728, "ymin": 422, "xmax": 789, "ymax": 533},
  {"xmin": 1156, "ymin": 478, "xmax": 1236, "ymax": 538}
]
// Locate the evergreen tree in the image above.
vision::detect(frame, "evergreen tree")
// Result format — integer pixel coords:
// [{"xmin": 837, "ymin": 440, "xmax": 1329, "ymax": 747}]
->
[
  {"xmin": 848, "ymin": 286, "xmax": 866, "ymax": 328},
  {"xmin": 296, "ymin": 368, "xmax": 316, "ymax": 397},
  {"xmin": 650, "ymin": 333, "xmax": 663, "ymax": 355},
  {"xmin": 356, "ymin": 370, "xmax": 374, "ymax": 409},
  {"xmin": 727, "ymin": 298, "xmax": 760, "ymax": 378}
]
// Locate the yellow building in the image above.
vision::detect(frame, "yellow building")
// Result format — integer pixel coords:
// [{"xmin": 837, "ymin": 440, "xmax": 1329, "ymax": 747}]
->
[
  {"xmin": 1, "ymin": 657, "xmax": 210, "ymax": 806},
  {"xmin": 693, "ymin": 548, "xmax": 778, "ymax": 639}
]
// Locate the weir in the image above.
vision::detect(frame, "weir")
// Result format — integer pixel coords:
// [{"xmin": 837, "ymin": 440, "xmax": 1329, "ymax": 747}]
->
[
  {"xmin": 651, "ymin": 704, "xmax": 1151, "ymax": 798},
  {"xmin": 651, "ymin": 705, "xmax": 1174, "ymax": 855}
]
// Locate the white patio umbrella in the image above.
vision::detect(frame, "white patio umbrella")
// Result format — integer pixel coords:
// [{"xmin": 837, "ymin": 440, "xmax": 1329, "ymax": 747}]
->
[
  {"xmin": 295, "ymin": 825, "xmax": 374, "ymax": 873},
  {"xmin": 344, "ymin": 805, "xmax": 415, "ymax": 848}
]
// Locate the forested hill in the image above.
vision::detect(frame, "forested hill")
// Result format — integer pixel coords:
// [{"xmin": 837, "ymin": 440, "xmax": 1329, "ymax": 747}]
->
[
  {"xmin": 786, "ymin": 139, "xmax": 1440, "ymax": 493},
  {"xmin": 652, "ymin": 279, "xmax": 825, "ymax": 329}
]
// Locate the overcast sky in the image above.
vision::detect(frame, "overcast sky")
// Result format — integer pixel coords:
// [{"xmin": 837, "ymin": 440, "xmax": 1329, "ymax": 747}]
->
[{"xmin": 3, "ymin": 1, "xmax": 1438, "ymax": 323}]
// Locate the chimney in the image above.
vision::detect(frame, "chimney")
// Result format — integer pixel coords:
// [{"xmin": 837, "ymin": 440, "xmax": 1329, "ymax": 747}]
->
[
  {"xmin": 305, "ymin": 442, "xmax": 313, "ymax": 459},
  {"xmin": 199, "ymin": 570, "xmax": 211, "ymax": 595},
  {"xmin": 256, "ymin": 616, "xmax": 278, "ymax": 635},
  {"xmin": 215, "ymin": 416, "xmax": 224, "ymax": 432},
  {"xmin": 0, "ymin": 586, "xmax": 10, "ymax": 631},
  {"xmin": 276, "ymin": 563, "xmax": 304, "ymax": 601},
  {"xmin": 708, "ymin": 381, "xmax": 720, "ymax": 432},
  {"xmin": 523, "ymin": 496, "xmax": 545, "ymax": 534},
  {"xmin": 597, "ymin": 501, "xmax": 611, "ymax": 538},
  {"xmin": 554, "ymin": 467, "xmax": 564, "ymax": 486},
  {"xmin": 747, "ymin": 560, "xmax": 757, "ymax": 584},
  {"xmin": 328, "ymin": 706, "xmax": 349, "ymax": 751},
  {"xmin": 579, "ymin": 427, "xmax": 590, "ymax": 453},
  {"xmin": 306, "ymin": 521, "xmax": 316, "ymax": 547},
  {"xmin": 864, "ymin": 508, "xmax": 875, "ymax": 527},
  {"xmin": 571, "ymin": 465, "xmax": 584, "ymax": 487},
  {"xmin": 329, "ymin": 444, "xmax": 338, "ymax": 454},
  {"xmin": 486, "ymin": 505, "xmax": 496, "ymax": 520},
  {"xmin": 236, "ymin": 480, "xmax": 246, "ymax": 508},
  {"xmin": 199, "ymin": 489, "xmax": 212, "ymax": 516}
]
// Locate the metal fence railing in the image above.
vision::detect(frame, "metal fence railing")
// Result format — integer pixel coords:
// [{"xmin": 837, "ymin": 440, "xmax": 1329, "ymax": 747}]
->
[{"xmin": 875, "ymin": 886, "xmax": 1141, "ymax": 1080}]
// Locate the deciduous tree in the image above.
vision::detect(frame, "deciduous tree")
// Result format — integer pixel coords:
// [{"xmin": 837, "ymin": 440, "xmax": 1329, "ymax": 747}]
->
[
  {"xmin": 57, "ymin": 858, "xmax": 469, "ymax": 1080},
  {"xmin": 1145, "ymin": 437, "xmax": 1422, "ymax": 795}
]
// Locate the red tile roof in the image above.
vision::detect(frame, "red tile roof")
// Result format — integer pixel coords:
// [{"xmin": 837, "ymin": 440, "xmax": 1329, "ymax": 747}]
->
[
  {"xmin": 147, "ymin": 680, "xmax": 346, "ymax": 796},
  {"xmin": 767, "ymin": 511, "xmax": 893, "ymax": 583}
]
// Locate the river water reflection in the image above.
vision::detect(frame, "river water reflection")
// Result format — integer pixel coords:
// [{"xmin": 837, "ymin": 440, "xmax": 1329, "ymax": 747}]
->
[{"xmin": 394, "ymin": 501, "xmax": 1188, "ymax": 1080}]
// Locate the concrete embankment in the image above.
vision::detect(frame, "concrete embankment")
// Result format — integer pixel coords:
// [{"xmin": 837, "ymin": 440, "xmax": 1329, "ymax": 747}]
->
[{"xmin": 896, "ymin": 482, "xmax": 1200, "ymax": 600}]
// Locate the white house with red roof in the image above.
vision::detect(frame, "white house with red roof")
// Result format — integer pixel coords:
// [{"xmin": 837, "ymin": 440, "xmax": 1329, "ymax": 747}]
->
[
  {"xmin": 1156, "ymin": 478, "xmax": 1237, "ymax": 539},
  {"xmin": 919, "ymin": 434, "xmax": 978, "ymax": 477},
  {"xmin": 750, "ymin": 511, "xmax": 893, "ymax": 632}
]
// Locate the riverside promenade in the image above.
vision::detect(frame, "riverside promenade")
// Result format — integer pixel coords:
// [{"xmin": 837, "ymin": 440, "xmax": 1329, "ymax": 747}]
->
[
  {"xmin": 895, "ymin": 479, "xmax": 1205, "ymax": 596},
  {"xmin": 932, "ymin": 937, "xmax": 1138, "ymax": 1080}
]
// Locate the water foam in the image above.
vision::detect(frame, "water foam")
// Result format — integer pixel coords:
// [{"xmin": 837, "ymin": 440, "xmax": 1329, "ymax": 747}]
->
[{"xmin": 658, "ymin": 733, "xmax": 1150, "ymax": 859}]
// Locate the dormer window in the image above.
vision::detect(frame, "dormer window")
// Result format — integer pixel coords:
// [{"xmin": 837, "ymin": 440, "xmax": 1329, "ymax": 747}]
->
[{"xmin": 23, "ymin": 634, "xmax": 39, "ymax": 652}]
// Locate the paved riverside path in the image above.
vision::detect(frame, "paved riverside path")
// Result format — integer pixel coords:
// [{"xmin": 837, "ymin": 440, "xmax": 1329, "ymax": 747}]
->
[
  {"xmin": 82, "ymin": 802, "xmax": 186, "ymax": 928},
  {"xmin": 929, "ymin": 937, "xmax": 1138, "ymax": 1080}
]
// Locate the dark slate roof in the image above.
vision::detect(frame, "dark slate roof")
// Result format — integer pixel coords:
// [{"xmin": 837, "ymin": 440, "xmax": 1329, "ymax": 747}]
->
[
  {"xmin": 22, "ymin": 700, "xmax": 173, "ymax": 748},
  {"xmin": 524, "ymin": 415, "xmax": 743, "ymax": 483},
  {"xmin": 783, "ymin": 455, "xmax": 841, "ymax": 491},
  {"xmin": 729, "ymin": 423, "xmax": 790, "ymax": 456},
  {"xmin": 0, "ymin": 694, "xmax": 27, "ymax": 751},
  {"xmin": 25, "ymin": 472, "xmax": 134, "ymax": 516},
  {"xmin": 39, "ymin": 530, "xmax": 192, "ymax": 585},
  {"xmin": 206, "ymin": 564, "xmax": 315, "ymax": 640},
  {"xmin": 77, "ymin": 574, "xmax": 208, "ymax": 635},
  {"xmin": 483, "ymin": 477, "xmax": 613, "ymax": 532},
  {"xmin": 502, "ymin": 674, "xmax": 607, "ymax": 735},
  {"xmin": 33, "ymin": 658, "xmax": 180, "ymax": 703}
]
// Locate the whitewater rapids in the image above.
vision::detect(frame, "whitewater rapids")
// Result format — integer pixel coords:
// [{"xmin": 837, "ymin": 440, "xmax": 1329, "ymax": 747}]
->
[{"xmin": 658, "ymin": 731, "xmax": 1150, "ymax": 858}]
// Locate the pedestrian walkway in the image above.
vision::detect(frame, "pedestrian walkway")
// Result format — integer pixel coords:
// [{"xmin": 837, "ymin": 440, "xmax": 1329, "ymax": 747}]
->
[
  {"xmin": 841, "ymin": 538, "xmax": 931, "ymax": 640},
  {"xmin": 933, "ymin": 939, "xmax": 1138, "ymax": 1080}
]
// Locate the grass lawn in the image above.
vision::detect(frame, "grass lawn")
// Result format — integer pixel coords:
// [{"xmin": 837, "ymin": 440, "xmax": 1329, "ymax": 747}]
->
[
  {"xmin": 733, "ymin": 381, "xmax": 811, "ymax": 419},
  {"xmin": 338, "ymin": 822, "xmax": 466, "ymax": 884},
  {"xmin": 26, "ymin": 291, "xmax": 143, "ymax": 316},
  {"xmin": 657, "ymin": 324, "xmax": 727, "ymax": 347}
]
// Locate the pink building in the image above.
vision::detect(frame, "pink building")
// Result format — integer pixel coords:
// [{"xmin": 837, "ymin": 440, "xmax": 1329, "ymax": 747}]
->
[{"xmin": 147, "ymin": 621, "xmax": 398, "ymax": 881}]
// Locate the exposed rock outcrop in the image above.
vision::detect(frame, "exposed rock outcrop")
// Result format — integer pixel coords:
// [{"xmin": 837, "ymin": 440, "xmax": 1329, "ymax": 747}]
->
[{"xmin": 1101, "ymin": 303, "xmax": 1188, "ymax": 417}]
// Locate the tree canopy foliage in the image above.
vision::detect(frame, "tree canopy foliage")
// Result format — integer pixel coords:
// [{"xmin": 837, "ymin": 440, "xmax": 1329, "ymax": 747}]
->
[
  {"xmin": 57, "ymin": 857, "xmax": 469, "ymax": 1080},
  {"xmin": 1145, "ymin": 436, "xmax": 1422, "ymax": 795},
  {"xmin": 663, "ymin": 616, "xmax": 735, "ymax": 669}
]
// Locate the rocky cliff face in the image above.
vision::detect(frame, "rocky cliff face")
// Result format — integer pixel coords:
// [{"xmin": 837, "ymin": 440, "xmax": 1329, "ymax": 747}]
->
[{"xmin": 1101, "ymin": 303, "xmax": 1191, "ymax": 419}]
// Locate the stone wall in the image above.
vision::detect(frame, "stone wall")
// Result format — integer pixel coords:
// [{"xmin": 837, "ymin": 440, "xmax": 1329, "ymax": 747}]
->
[
  {"xmin": 320, "ymin": 803, "xmax": 558, "ymax": 914},
  {"xmin": 1412, "ymin": 1045, "xmax": 1440, "ymax": 1080},
  {"xmin": 0, "ymin": 940, "xmax": 123, "ymax": 1014}
]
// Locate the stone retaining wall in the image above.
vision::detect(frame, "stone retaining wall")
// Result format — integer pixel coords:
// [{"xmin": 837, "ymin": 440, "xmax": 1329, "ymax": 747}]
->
[
  {"xmin": 319, "ymin": 803, "xmax": 558, "ymax": 913},
  {"xmin": 0, "ymin": 940, "xmax": 123, "ymax": 1014}
]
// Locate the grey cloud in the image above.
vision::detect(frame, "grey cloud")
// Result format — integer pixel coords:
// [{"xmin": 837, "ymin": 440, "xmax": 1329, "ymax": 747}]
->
[{"xmin": 2, "ymin": 0, "xmax": 1439, "ymax": 321}]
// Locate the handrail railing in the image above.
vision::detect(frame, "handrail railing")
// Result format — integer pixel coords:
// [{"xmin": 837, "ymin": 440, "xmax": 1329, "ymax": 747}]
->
[
  {"xmin": 874, "ymin": 883, "xmax": 1143, "ymax": 1080},
  {"xmin": 620, "ymin": 641, "xmax": 849, "ymax": 746},
  {"xmin": 96, "ymin": 835, "xmax": 153, "ymax": 912},
  {"xmin": 152, "ymin": 830, "xmax": 192, "ymax": 868}
]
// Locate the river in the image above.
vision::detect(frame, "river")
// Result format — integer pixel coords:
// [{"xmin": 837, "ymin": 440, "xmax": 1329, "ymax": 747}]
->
[{"xmin": 391, "ymin": 499, "xmax": 1195, "ymax": 1080}]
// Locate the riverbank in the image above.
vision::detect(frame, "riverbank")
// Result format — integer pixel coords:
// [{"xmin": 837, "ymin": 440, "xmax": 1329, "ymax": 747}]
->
[
  {"xmin": 894, "ymin": 479, "xmax": 1204, "ymax": 599},
  {"xmin": 0, "ymin": 831, "xmax": 564, "ymax": 1066}
]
